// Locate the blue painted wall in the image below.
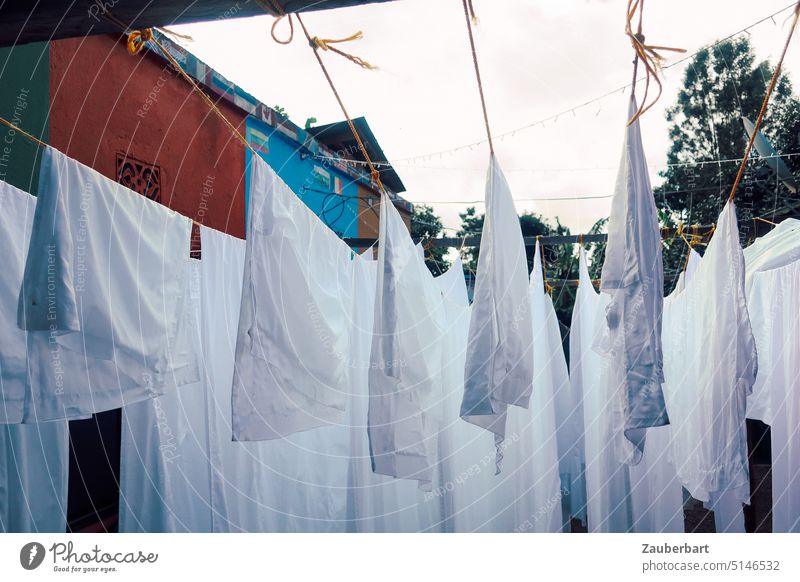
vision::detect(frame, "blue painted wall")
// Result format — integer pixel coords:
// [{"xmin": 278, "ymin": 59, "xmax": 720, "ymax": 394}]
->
[{"xmin": 245, "ymin": 115, "xmax": 359, "ymax": 238}]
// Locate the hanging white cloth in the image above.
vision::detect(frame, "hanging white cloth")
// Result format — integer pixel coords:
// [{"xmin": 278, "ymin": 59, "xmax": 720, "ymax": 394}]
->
[
  {"xmin": 661, "ymin": 201, "xmax": 756, "ymax": 517},
  {"xmin": 461, "ymin": 155, "xmax": 533, "ymax": 471},
  {"xmin": 595, "ymin": 96, "xmax": 668, "ymax": 464},
  {"xmin": 121, "ymin": 226, "xmax": 352, "ymax": 532},
  {"xmin": 1, "ymin": 423, "xmax": 69, "ymax": 533},
  {"xmin": 536, "ymin": 247, "xmax": 586, "ymax": 530},
  {"xmin": 572, "ymin": 248, "xmax": 633, "ymax": 532},
  {"xmin": 368, "ymin": 193, "xmax": 445, "ymax": 487},
  {"xmin": 743, "ymin": 218, "xmax": 800, "ymax": 297},
  {"xmin": 18, "ymin": 146, "xmax": 197, "ymax": 422},
  {"xmin": 119, "ymin": 259, "xmax": 217, "ymax": 533},
  {"xmin": 497, "ymin": 241, "xmax": 562, "ymax": 533},
  {"xmin": 747, "ymin": 258, "xmax": 800, "ymax": 532},
  {"xmin": 1, "ymin": 179, "xmax": 36, "ymax": 425},
  {"xmin": 348, "ymin": 250, "xmax": 446, "ymax": 531},
  {"xmin": 0, "ymin": 179, "xmax": 69, "ymax": 533},
  {"xmin": 433, "ymin": 256, "xmax": 505, "ymax": 532},
  {"xmin": 232, "ymin": 155, "xmax": 353, "ymax": 441},
  {"xmin": 628, "ymin": 249, "xmax": 701, "ymax": 533}
]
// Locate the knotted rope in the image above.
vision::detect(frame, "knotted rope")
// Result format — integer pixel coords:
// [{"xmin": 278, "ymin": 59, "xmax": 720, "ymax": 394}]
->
[{"xmin": 625, "ymin": 0, "xmax": 686, "ymax": 125}]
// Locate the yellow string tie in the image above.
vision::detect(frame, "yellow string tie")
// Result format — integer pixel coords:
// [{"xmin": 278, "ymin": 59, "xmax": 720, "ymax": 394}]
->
[
  {"xmin": 625, "ymin": 0, "xmax": 685, "ymax": 125},
  {"xmin": 127, "ymin": 28, "xmax": 153, "ymax": 55},
  {"xmin": 309, "ymin": 31, "xmax": 376, "ymax": 70}
]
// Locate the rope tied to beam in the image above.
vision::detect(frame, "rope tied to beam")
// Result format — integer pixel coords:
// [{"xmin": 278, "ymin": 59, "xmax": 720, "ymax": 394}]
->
[
  {"xmin": 309, "ymin": 31, "xmax": 376, "ymax": 70},
  {"xmin": 625, "ymin": 0, "xmax": 686, "ymax": 125},
  {"xmin": 292, "ymin": 12, "xmax": 388, "ymax": 194},
  {"xmin": 126, "ymin": 28, "xmax": 153, "ymax": 54},
  {"xmin": 260, "ymin": 0, "xmax": 375, "ymax": 68}
]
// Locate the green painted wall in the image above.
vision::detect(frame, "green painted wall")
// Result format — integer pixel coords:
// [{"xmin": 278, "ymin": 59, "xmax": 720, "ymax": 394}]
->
[{"xmin": 0, "ymin": 42, "xmax": 49, "ymax": 194}]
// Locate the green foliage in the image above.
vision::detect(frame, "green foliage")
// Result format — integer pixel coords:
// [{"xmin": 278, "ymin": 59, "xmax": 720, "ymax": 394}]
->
[
  {"xmin": 456, "ymin": 206, "xmax": 578, "ymax": 329},
  {"xmin": 410, "ymin": 204, "xmax": 450, "ymax": 275},
  {"xmin": 591, "ymin": 37, "xmax": 800, "ymax": 293}
]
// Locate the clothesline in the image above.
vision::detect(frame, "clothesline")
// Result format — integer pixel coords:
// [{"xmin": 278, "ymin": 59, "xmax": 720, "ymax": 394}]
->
[
  {"xmin": 344, "ymin": 224, "xmax": 716, "ymax": 249},
  {"xmin": 299, "ymin": 2, "xmax": 800, "ymax": 168}
]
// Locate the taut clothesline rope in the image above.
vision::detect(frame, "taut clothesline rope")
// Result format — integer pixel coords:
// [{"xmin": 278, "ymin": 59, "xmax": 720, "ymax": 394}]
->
[
  {"xmin": 728, "ymin": 0, "xmax": 800, "ymax": 203},
  {"xmin": 461, "ymin": 0, "xmax": 494, "ymax": 155},
  {"xmin": 260, "ymin": 0, "xmax": 375, "ymax": 69},
  {"xmin": 625, "ymin": 0, "xmax": 686, "ymax": 125},
  {"xmin": 96, "ymin": 8, "xmax": 260, "ymax": 163},
  {"xmin": 0, "ymin": 116, "xmax": 47, "ymax": 148},
  {"xmin": 292, "ymin": 12, "xmax": 387, "ymax": 193}
]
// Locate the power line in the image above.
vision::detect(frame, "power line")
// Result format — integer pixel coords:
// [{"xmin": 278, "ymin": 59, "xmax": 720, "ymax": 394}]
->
[{"xmin": 311, "ymin": 2, "xmax": 798, "ymax": 168}]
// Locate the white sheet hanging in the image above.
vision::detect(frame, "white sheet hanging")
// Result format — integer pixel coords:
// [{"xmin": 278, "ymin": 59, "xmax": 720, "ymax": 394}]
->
[
  {"xmin": 1, "ymin": 180, "xmax": 36, "ymax": 424},
  {"xmin": 1, "ymin": 423, "xmax": 69, "ymax": 533},
  {"xmin": 461, "ymin": 155, "xmax": 533, "ymax": 471},
  {"xmin": 743, "ymin": 218, "xmax": 800, "ymax": 297},
  {"xmin": 232, "ymin": 155, "xmax": 354, "ymax": 441},
  {"xmin": 121, "ymin": 226, "xmax": 352, "ymax": 532},
  {"xmin": 747, "ymin": 259, "xmax": 800, "ymax": 532},
  {"xmin": 0, "ymin": 179, "xmax": 69, "ymax": 533},
  {"xmin": 18, "ymin": 147, "xmax": 197, "ymax": 422},
  {"xmin": 497, "ymin": 241, "xmax": 562, "ymax": 532},
  {"xmin": 596, "ymin": 96, "xmax": 668, "ymax": 464},
  {"xmin": 628, "ymin": 249, "xmax": 701, "ymax": 533},
  {"xmin": 348, "ymin": 250, "xmax": 445, "ymax": 532},
  {"xmin": 572, "ymin": 248, "xmax": 632, "ymax": 532},
  {"xmin": 661, "ymin": 201, "xmax": 756, "ymax": 510},
  {"xmin": 537, "ymin": 247, "xmax": 586, "ymax": 530},
  {"xmin": 433, "ymin": 257, "xmax": 504, "ymax": 532},
  {"xmin": 368, "ymin": 193, "xmax": 444, "ymax": 486}
]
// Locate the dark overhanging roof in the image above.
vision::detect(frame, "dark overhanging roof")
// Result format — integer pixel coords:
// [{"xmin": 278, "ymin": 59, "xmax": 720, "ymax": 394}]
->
[
  {"xmin": 0, "ymin": 0, "xmax": 397, "ymax": 48},
  {"xmin": 309, "ymin": 117, "xmax": 405, "ymax": 193}
]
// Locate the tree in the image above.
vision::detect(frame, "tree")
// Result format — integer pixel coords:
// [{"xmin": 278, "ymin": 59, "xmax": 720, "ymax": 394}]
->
[
  {"xmin": 589, "ymin": 37, "xmax": 800, "ymax": 292},
  {"xmin": 456, "ymin": 206, "xmax": 578, "ymax": 328},
  {"xmin": 410, "ymin": 204, "xmax": 450, "ymax": 275}
]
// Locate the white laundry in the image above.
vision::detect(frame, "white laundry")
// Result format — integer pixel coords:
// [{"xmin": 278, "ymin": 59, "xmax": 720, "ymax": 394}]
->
[
  {"xmin": 1, "ymin": 423, "xmax": 69, "ymax": 533},
  {"xmin": 747, "ymin": 258, "xmax": 800, "ymax": 532},
  {"xmin": 0, "ymin": 180, "xmax": 36, "ymax": 424},
  {"xmin": 596, "ymin": 96, "xmax": 668, "ymax": 464},
  {"xmin": 461, "ymin": 155, "xmax": 533, "ymax": 471},
  {"xmin": 572, "ymin": 248, "xmax": 633, "ymax": 532},
  {"xmin": 496, "ymin": 241, "xmax": 562, "ymax": 533},
  {"xmin": 661, "ymin": 201, "xmax": 756, "ymax": 511},
  {"xmin": 434, "ymin": 257, "xmax": 504, "ymax": 532},
  {"xmin": 18, "ymin": 147, "xmax": 197, "ymax": 422},
  {"xmin": 534, "ymin": 247, "xmax": 586, "ymax": 530},
  {"xmin": 743, "ymin": 218, "xmax": 800, "ymax": 297},
  {"xmin": 0, "ymin": 179, "xmax": 69, "ymax": 533},
  {"xmin": 368, "ymin": 193, "xmax": 444, "ymax": 486},
  {"xmin": 121, "ymin": 226, "xmax": 352, "ymax": 532},
  {"xmin": 348, "ymin": 250, "xmax": 443, "ymax": 532},
  {"xmin": 232, "ymin": 155, "xmax": 354, "ymax": 441},
  {"xmin": 628, "ymin": 249, "xmax": 701, "ymax": 534}
]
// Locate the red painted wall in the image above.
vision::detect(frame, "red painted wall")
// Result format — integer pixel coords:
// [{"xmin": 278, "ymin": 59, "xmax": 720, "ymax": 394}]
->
[{"xmin": 49, "ymin": 34, "xmax": 247, "ymax": 239}]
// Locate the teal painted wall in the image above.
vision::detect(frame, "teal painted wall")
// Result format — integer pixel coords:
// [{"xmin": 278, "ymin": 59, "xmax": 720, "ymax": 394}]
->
[
  {"xmin": 0, "ymin": 42, "xmax": 49, "ymax": 194},
  {"xmin": 245, "ymin": 116, "xmax": 359, "ymax": 238}
]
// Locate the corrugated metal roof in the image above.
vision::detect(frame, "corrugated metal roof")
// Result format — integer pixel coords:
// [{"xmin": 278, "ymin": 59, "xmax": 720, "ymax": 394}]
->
[{"xmin": 0, "ymin": 0, "xmax": 397, "ymax": 47}]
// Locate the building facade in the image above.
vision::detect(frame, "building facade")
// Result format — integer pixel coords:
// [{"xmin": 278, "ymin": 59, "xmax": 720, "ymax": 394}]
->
[{"xmin": 0, "ymin": 30, "xmax": 410, "ymax": 531}]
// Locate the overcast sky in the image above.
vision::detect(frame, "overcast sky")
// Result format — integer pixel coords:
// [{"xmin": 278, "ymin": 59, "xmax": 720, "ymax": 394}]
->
[{"xmin": 173, "ymin": 0, "xmax": 800, "ymax": 235}]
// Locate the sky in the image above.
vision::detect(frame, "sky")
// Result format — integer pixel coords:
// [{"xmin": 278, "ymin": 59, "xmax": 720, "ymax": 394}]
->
[{"xmin": 172, "ymin": 0, "xmax": 800, "ymax": 236}]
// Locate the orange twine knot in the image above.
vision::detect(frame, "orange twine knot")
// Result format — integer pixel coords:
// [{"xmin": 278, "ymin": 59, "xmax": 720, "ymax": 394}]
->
[{"xmin": 127, "ymin": 28, "xmax": 153, "ymax": 55}]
